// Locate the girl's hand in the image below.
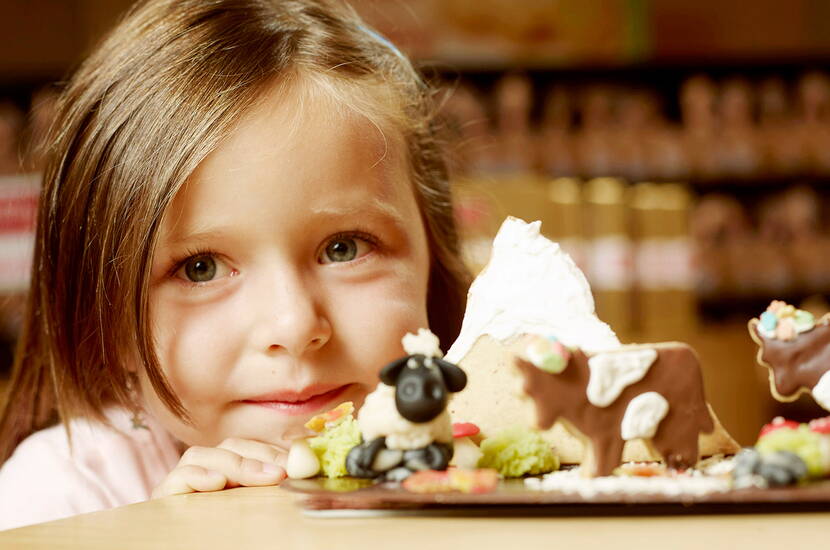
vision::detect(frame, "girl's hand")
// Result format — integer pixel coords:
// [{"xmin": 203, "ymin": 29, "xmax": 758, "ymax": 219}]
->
[{"xmin": 152, "ymin": 438, "xmax": 287, "ymax": 498}]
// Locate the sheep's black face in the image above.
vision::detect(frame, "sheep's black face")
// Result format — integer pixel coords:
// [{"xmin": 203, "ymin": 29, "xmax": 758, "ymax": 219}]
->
[{"xmin": 394, "ymin": 362, "xmax": 448, "ymax": 423}]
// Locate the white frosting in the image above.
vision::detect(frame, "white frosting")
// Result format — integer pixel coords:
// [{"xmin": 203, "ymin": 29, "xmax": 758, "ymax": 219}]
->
[
  {"xmin": 286, "ymin": 439, "xmax": 320, "ymax": 479},
  {"xmin": 525, "ymin": 467, "xmax": 730, "ymax": 497},
  {"xmin": 620, "ymin": 391, "xmax": 670, "ymax": 440},
  {"xmin": 586, "ymin": 348, "xmax": 658, "ymax": 407},
  {"xmin": 813, "ymin": 370, "xmax": 830, "ymax": 412},
  {"xmin": 357, "ymin": 383, "xmax": 452, "ymax": 450},
  {"xmin": 445, "ymin": 217, "xmax": 620, "ymax": 364},
  {"xmin": 402, "ymin": 328, "xmax": 443, "ymax": 358}
]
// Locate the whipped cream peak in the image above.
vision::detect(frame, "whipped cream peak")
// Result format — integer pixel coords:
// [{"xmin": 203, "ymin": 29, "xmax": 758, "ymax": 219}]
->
[{"xmin": 445, "ymin": 217, "xmax": 620, "ymax": 363}]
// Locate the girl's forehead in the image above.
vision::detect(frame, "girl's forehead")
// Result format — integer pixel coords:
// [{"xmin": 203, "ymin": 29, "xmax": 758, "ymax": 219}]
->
[{"xmin": 157, "ymin": 78, "xmax": 417, "ymax": 244}]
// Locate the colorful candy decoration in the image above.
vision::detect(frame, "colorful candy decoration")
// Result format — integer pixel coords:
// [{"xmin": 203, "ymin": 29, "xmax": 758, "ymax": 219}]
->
[
  {"xmin": 757, "ymin": 300, "xmax": 815, "ymax": 341},
  {"xmin": 305, "ymin": 401, "xmax": 354, "ymax": 433},
  {"xmin": 521, "ymin": 334, "xmax": 571, "ymax": 374}
]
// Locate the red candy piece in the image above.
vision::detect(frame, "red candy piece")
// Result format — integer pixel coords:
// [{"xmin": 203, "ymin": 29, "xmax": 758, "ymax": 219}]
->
[
  {"xmin": 759, "ymin": 417, "xmax": 800, "ymax": 438},
  {"xmin": 452, "ymin": 422, "xmax": 480, "ymax": 439},
  {"xmin": 808, "ymin": 416, "xmax": 830, "ymax": 434},
  {"xmin": 402, "ymin": 470, "xmax": 449, "ymax": 494},
  {"xmin": 402, "ymin": 469, "xmax": 498, "ymax": 494}
]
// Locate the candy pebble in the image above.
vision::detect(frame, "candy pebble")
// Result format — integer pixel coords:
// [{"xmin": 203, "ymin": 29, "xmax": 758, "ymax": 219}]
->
[
  {"xmin": 525, "ymin": 335, "xmax": 570, "ymax": 374},
  {"xmin": 759, "ymin": 311, "xmax": 778, "ymax": 332},
  {"xmin": 775, "ymin": 317, "xmax": 796, "ymax": 341},
  {"xmin": 757, "ymin": 451, "xmax": 808, "ymax": 486},
  {"xmin": 794, "ymin": 309, "xmax": 816, "ymax": 333},
  {"xmin": 778, "ymin": 304, "xmax": 796, "ymax": 318},
  {"xmin": 767, "ymin": 300, "xmax": 786, "ymax": 313}
]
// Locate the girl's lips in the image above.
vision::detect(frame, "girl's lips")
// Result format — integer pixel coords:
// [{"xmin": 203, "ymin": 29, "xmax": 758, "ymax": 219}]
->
[{"xmin": 242, "ymin": 384, "xmax": 352, "ymax": 416}]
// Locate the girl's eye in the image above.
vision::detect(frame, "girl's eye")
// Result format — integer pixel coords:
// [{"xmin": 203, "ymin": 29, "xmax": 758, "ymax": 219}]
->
[
  {"xmin": 176, "ymin": 254, "xmax": 228, "ymax": 283},
  {"xmin": 319, "ymin": 235, "xmax": 373, "ymax": 264},
  {"xmin": 185, "ymin": 256, "xmax": 216, "ymax": 282}
]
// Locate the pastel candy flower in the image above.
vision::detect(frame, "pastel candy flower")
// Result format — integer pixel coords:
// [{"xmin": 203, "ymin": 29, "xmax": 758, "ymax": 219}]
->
[
  {"xmin": 525, "ymin": 335, "xmax": 570, "ymax": 374},
  {"xmin": 794, "ymin": 309, "xmax": 815, "ymax": 333},
  {"xmin": 760, "ymin": 311, "xmax": 778, "ymax": 332},
  {"xmin": 776, "ymin": 317, "xmax": 796, "ymax": 341},
  {"xmin": 767, "ymin": 300, "xmax": 787, "ymax": 313}
]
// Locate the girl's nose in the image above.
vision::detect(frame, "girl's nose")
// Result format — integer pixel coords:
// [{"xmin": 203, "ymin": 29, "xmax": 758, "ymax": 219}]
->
[{"xmin": 257, "ymin": 272, "xmax": 332, "ymax": 357}]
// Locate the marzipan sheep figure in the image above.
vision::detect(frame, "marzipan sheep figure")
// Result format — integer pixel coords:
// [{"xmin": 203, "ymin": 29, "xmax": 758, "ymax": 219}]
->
[{"xmin": 346, "ymin": 329, "xmax": 467, "ymax": 481}]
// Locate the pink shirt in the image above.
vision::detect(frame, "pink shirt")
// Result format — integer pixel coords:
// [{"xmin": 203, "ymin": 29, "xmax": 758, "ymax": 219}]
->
[{"xmin": 0, "ymin": 407, "xmax": 181, "ymax": 531}]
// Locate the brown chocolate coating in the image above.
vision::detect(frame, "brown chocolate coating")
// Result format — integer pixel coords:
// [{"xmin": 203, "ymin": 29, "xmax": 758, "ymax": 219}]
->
[
  {"xmin": 516, "ymin": 344, "xmax": 714, "ymax": 477},
  {"xmin": 751, "ymin": 320, "xmax": 830, "ymax": 398}
]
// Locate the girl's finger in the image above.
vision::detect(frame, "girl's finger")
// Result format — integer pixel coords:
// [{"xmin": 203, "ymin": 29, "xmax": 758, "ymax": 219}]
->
[
  {"xmin": 152, "ymin": 464, "xmax": 227, "ymax": 499},
  {"xmin": 217, "ymin": 438, "xmax": 287, "ymax": 467},
  {"xmin": 178, "ymin": 446, "xmax": 286, "ymax": 487}
]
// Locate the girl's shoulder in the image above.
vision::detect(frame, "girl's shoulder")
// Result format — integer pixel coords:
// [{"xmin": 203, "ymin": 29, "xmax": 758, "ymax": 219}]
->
[{"xmin": 0, "ymin": 407, "xmax": 181, "ymax": 531}]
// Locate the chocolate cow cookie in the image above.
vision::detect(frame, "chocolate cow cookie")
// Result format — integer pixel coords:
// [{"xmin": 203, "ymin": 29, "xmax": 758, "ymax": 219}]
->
[{"xmin": 515, "ymin": 336, "xmax": 720, "ymax": 478}]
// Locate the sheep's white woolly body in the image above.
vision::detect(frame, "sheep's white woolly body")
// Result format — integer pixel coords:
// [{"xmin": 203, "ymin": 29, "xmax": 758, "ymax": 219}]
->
[{"xmin": 357, "ymin": 384, "xmax": 452, "ymax": 450}]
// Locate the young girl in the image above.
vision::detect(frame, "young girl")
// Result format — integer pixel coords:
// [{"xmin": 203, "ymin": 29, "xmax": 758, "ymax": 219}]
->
[{"xmin": 0, "ymin": 0, "xmax": 470, "ymax": 530}]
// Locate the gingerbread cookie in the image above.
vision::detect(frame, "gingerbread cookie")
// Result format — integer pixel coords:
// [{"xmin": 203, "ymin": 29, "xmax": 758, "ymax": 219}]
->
[{"xmin": 748, "ymin": 300, "xmax": 830, "ymax": 411}]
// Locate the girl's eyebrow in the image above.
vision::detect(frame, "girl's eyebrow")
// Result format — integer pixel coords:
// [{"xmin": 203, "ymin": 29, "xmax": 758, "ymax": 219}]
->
[
  {"xmin": 164, "ymin": 229, "xmax": 227, "ymax": 247},
  {"xmin": 164, "ymin": 201, "xmax": 407, "ymax": 247},
  {"xmin": 309, "ymin": 199, "xmax": 407, "ymax": 229}
]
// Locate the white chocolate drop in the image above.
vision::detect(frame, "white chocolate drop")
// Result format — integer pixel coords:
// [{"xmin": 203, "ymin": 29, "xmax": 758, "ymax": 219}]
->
[
  {"xmin": 286, "ymin": 439, "xmax": 320, "ymax": 479},
  {"xmin": 586, "ymin": 348, "xmax": 658, "ymax": 407},
  {"xmin": 450, "ymin": 437, "xmax": 484, "ymax": 469},
  {"xmin": 620, "ymin": 391, "xmax": 670, "ymax": 441}
]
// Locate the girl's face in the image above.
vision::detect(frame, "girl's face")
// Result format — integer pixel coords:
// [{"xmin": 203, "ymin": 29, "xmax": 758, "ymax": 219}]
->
[{"xmin": 143, "ymin": 81, "xmax": 431, "ymax": 448}]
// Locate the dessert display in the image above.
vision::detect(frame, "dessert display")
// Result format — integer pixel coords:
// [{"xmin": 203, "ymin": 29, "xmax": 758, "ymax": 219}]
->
[
  {"xmin": 447, "ymin": 217, "xmax": 738, "ymax": 465},
  {"xmin": 283, "ymin": 218, "xmax": 830, "ymax": 513}
]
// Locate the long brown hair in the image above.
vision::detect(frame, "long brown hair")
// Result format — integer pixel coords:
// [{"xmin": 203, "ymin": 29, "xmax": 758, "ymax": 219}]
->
[{"xmin": 0, "ymin": 0, "xmax": 470, "ymax": 464}]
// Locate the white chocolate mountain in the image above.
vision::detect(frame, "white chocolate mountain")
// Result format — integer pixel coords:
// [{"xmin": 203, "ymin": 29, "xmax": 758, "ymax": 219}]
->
[
  {"xmin": 447, "ymin": 217, "xmax": 738, "ymax": 464},
  {"xmin": 446, "ymin": 217, "xmax": 620, "ymax": 364}
]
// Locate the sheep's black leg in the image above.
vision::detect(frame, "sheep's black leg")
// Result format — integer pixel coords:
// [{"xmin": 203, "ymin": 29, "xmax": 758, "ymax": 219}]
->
[
  {"xmin": 345, "ymin": 436, "xmax": 387, "ymax": 478},
  {"xmin": 424, "ymin": 442, "xmax": 453, "ymax": 470}
]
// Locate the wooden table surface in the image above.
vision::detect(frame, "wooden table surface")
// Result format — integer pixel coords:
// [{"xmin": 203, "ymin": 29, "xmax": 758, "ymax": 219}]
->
[{"xmin": 0, "ymin": 485, "xmax": 827, "ymax": 550}]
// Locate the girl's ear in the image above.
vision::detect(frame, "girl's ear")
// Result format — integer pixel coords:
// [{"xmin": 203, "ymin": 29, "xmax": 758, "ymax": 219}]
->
[
  {"xmin": 379, "ymin": 357, "xmax": 409, "ymax": 386},
  {"xmin": 436, "ymin": 359, "xmax": 467, "ymax": 393}
]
